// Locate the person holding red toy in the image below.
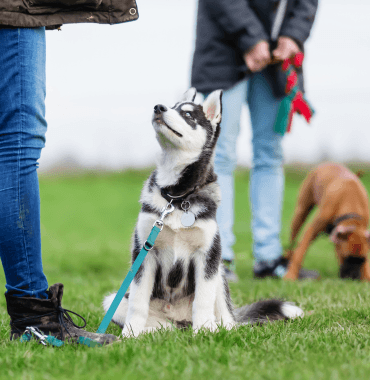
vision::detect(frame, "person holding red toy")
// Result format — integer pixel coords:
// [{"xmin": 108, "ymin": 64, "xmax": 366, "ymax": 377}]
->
[{"xmin": 191, "ymin": 0, "xmax": 319, "ymax": 281}]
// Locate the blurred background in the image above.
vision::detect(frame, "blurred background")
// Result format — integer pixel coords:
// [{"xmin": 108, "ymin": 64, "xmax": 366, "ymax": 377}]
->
[{"xmin": 40, "ymin": 0, "xmax": 370, "ymax": 173}]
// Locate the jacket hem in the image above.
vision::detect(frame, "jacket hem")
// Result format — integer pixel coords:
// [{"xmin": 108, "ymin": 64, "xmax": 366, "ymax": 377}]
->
[
  {"xmin": 0, "ymin": 9, "xmax": 138, "ymax": 28},
  {"xmin": 191, "ymin": 78, "xmax": 249, "ymax": 94}
]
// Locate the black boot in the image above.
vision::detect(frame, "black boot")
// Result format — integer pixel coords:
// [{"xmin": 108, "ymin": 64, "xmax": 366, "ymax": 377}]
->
[
  {"xmin": 254, "ymin": 257, "xmax": 320, "ymax": 280},
  {"xmin": 6, "ymin": 283, "xmax": 117, "ymax": 345}
]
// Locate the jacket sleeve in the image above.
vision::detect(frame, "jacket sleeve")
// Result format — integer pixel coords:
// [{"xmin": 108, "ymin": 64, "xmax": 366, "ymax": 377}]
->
[
  {"xmin": 203, "ymin": 0, "xmax": 269, "ymax": 53},
  {"xmin": 280, "ymin": 0, "xmax": 319, "ymax": 45}
]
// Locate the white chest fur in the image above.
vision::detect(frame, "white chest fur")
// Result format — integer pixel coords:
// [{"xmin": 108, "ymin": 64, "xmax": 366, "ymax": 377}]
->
[{"xmin": 136, "ymin": 211, "xmax": 218, "ymax": 261}]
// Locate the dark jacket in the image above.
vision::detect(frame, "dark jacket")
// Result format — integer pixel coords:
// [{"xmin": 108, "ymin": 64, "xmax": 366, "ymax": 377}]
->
[
  {"xmin": 191, "ymin": 0, "xmax": 318, "ymax": 94},
  {"xmin": 0, "ymin": 0, "xmax": 138, "ymax": 29}
]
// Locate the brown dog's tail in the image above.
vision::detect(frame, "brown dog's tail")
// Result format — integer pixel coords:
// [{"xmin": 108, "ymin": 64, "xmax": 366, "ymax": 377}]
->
[{"xmin": 356, "ymin": 170, "xmax": 364, "ymax": 178}]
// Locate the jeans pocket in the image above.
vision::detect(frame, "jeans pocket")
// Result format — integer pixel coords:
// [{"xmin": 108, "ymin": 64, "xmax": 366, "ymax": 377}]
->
[{"xmin": 23, "ymin": 0, "xmax": 103, "ymax": 14}]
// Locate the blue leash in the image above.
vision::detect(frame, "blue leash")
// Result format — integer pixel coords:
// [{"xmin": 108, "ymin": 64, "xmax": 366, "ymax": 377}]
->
[{"xmin": 78, "ymin": 202, "xmax": 175, "ymax": 347}]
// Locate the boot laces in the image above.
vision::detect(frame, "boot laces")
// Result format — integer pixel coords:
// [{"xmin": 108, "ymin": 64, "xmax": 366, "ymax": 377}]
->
[
  {"xmin": 56, "ymin": 306, "xmax": 87, "ymax": 340},
  {"xmin": 11, "ymin": 306, "xmax": 87, "ymax": 341}
]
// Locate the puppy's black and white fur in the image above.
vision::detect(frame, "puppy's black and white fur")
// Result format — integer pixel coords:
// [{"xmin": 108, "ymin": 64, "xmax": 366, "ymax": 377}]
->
[{"xmin": 103, "ymin": 88, "xmax": 303, "ymax": 337}]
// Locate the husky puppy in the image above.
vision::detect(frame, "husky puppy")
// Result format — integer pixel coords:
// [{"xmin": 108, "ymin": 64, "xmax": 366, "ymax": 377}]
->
[{"xmin": 103, "ymin": 88, "xmax": 303, "ymax": 337}]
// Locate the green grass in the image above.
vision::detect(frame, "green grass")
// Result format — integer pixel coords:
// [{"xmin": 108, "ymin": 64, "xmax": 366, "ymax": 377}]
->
[{"xmin": 1, "ymin": 166, "xmax": 370, "ymax": 380}]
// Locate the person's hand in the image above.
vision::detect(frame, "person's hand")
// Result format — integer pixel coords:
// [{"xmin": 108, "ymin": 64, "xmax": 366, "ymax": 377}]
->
[
  {"xmin": 243, "ymin": 41, "xmax": 271, "ymax": 73},
  {"xmin": 272, "ymin": 36, "xmax": 301, "ymax": 62}
]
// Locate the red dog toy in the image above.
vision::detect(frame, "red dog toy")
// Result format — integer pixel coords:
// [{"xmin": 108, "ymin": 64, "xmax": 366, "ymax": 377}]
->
[{"xmin": 274, "ymin": 53, "xmax": 314, "ymax": 135}]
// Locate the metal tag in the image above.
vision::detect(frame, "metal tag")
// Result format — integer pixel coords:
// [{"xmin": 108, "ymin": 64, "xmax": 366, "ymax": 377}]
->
[{"xmin": 181, "ymin": 211, "xmax": 195, "ymax": 227}]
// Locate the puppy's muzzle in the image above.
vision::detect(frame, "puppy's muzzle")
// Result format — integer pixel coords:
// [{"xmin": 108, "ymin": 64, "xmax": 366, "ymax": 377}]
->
[{"xmin": 154, "ymin": 104, "xmax": 168, "ymax": 114}]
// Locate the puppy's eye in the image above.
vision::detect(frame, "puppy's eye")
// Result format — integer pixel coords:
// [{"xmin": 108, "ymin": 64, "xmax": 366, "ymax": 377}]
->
[{"xmin": 185, "ymin": 112, "xmax": 192, "ymax": 118}]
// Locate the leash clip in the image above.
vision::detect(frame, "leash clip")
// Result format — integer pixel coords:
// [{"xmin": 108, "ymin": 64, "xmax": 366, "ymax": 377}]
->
[
  {"xmin": 154, "ymin": 202, "xmax": 175, "ymax": 230},
  {"xmin": 24, "ymin": 326, "xmax": 49, "ymax": 346}
]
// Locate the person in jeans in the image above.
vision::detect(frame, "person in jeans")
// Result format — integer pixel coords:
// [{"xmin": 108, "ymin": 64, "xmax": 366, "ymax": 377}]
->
[
  {"xmin": 0, "ymin": 1, "xmax": 138, "ymax": 343},
  {"xmin": 191, "ymin": 0, "xmax": 319, "ymax": 281}
]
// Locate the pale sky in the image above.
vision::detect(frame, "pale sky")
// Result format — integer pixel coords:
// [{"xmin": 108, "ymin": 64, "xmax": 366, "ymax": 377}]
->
[{"xmin": 39, "ymin": 0, "xmax": 370, "ymax": 171}]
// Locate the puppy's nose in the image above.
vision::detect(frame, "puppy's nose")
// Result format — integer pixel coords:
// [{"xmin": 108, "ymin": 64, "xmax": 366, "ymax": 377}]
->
[{"xmin": 154, "ymin": 104, "xmax": 167, "ymax": 114}]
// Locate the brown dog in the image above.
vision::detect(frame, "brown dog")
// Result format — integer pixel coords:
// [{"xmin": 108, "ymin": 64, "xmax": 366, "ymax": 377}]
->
[{"xmin": 285, "ymin": 162, "xmax": 370, "ymax": 281}]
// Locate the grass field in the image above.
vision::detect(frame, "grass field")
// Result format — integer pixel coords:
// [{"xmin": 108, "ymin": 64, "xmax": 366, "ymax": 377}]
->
[{"xmin": 1, "ymin": 167, "xmax": 370, "ymax": 380}]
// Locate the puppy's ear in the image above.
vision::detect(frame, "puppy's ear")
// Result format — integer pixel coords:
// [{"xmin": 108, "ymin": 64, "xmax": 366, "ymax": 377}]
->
[
  {"xmin": 182, "ymin": 87, "xmax": 197, "ymax": 102},
  {"xmin": 330, "ymin": 225, "xmax": 356, "ymax": 244},
  {"xmin": 203, "ymin": 90, "xmax": 222, "ymax": 129}
]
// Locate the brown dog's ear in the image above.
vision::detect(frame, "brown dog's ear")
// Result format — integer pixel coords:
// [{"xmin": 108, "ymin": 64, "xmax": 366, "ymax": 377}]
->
[{"xmin": 330, "ymin": 225, "xmax": 356, "ymax": 244}]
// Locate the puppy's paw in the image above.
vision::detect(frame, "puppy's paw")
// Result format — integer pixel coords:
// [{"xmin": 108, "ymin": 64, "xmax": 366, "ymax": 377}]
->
[
  {"xmin": 220, "ymin": 321, "xmax": 237, "ymax": 330},
  {"xmin": 121, "ymin": 326, "xmax": 134, "ymax": 338},
  {"xmin": 193, "ymin": 320, "xmax": 219, "ymax": 333},
  {"xmin": 121, "ymin": 325, "xmax": 145, "ymax": 338},
  {"xmin": 143, "ymin": 326, "xmax": 158, "ymax": 334}
]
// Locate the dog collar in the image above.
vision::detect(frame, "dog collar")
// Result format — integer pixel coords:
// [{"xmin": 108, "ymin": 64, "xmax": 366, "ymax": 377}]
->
[
  {"xmin": 160, "ymin": 187, "xmax": 198, "ymax": 204},
  {"xmin": 326, "ymin": 213, "xmax": 364, "ymax": 235},
  {"xmin": 160, "ymin": 187, "xmax": 198, "ymax": 228}
]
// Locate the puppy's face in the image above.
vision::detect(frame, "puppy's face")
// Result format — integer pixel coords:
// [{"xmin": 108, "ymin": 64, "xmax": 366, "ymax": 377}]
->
[
  {"xmin": 151, "ymin": 88, "xmax": 222, "ymax": 156},
  {"xmin": 331, "ymin": 226, "xmax": 370, "ymax": 279}
]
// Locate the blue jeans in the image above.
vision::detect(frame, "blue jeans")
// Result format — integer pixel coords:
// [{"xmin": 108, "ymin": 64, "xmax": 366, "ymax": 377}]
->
[
  {"xmin": 214, "ymin": 73, "xmax": 285, "ymax": 275},
  {"xmin": 0, "ymin": 27, "xmax": 49, "ymax": 298}
]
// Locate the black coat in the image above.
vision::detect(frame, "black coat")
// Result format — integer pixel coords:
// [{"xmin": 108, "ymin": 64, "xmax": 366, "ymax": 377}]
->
[
  {"xmin": 0, "ymin": 0, "xmax": 138, "ymax": 29},
  {"xmin": 191, "ymin": 0, "xmax": 318, "ymax": 94}
]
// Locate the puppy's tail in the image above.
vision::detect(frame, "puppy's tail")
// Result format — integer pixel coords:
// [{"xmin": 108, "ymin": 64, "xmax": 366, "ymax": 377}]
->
[{"xmin": 234, "ymin": 299, "xmax": 304, "ymax": 324}]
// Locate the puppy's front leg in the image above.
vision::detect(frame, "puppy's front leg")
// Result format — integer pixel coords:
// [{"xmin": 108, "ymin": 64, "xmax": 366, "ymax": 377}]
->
[
  {"xmin": 123, "ymin": 254, "xmax": 156, "ymax": 337},
  {"xmin": 192, "ymin": 235, "xmax": 221, "ymax": 332},
  {"xmin": 214, "ymin": 271, "xmax": 236, "ymax": 329}
]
